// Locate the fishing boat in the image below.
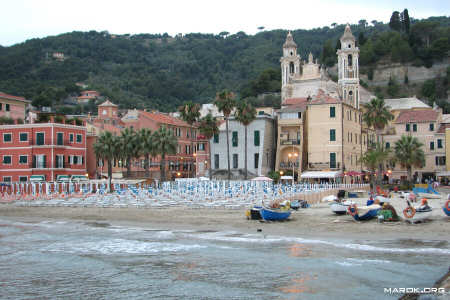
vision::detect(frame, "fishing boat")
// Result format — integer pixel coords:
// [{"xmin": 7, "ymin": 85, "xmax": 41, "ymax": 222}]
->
[
  {"xmin": 246, "ymin": 206, "xmax": 262, "ymax": 220},
  {"xmin": 259, "ymin": 207, "xmax": 291, "ymax": 221},
  {"xmin": 347, "ymin": 204, "xmax": 381, "ymax": 221},
  {"xmin": 403, "ymin": 200, "xmax": 433, "ymax": 223},
  {"xmin": 330, "ymin": 200, "xmax": 354, "ymax": 215},
  {"xmin": 443, "ymin": 200, "xmax": 450, "ymax": 216}
]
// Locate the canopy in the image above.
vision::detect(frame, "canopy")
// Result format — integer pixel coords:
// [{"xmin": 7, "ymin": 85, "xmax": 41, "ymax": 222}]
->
[
  {"xmin": 345, "ymin": 171, "xmax": 363, "ymax": 176},
  {"xmin": 56, "ymin": 175, "xmax": 70, "ymax": 182},
  {"xmin": 436, "ymin": 171, "xmax": 450, "ymax": 177},
  {"xmin": 71, "ymin": 175, "xmax": 89, "ymax": 181},
  {"xmin": 30, "ymin": 175, "xmax": 45, "ymax": 182},
  {"xmin": 300, "ymin": 171, "xmax": 343, "ymax": 179},
  {"xmin": 280, "ymin": 175, "xmax": 293, "ymax": 180},
  {"xmin": 251, "ymin": 176, "xmax": 273, "ymax": 181}
]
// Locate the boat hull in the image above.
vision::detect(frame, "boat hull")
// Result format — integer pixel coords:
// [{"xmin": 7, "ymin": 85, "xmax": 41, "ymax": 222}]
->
[
  {"xmin": 404, "ymin": 210, "xmax": 433, "ymax": 223},
  {"xmin": 330, "ymin": 201, "xmax": 353, "ymax": 215},
  {"xmin": 350, "ymin": 205, "xmax": 381, "ymax": 221},
  {"xmin": 443, "ymin": 207, "xmax": 450, "ymax": 216},
  {"xmin": 260, "ymin": 207, "xmax": 291, "ymax": 221}
]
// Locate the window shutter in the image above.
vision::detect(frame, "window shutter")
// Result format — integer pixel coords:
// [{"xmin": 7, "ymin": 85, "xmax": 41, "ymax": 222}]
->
[{"xmin": 43, "ymin": 155, "xmax": 47, "ymax": 168}]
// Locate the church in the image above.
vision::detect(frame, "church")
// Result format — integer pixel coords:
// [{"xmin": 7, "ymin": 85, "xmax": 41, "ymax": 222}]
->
[{"xmin": 275, "ymin": 25, "xmax": 376, "ymax": 181}]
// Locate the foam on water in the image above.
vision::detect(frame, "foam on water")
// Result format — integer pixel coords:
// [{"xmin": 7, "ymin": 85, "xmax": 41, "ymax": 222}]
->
[
  {"xmin": 43, "ymin": 238, "xmax": 206, "ymax": 255},
  {"xmin": 188, "ymin": 231, "xmax": 450, "ymax": 255}
]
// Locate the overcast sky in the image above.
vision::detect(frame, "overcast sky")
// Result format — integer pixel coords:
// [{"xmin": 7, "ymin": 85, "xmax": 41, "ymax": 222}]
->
[{"xmin": 1, "ymin": 0, "xmax": 449, "ymax": 46}]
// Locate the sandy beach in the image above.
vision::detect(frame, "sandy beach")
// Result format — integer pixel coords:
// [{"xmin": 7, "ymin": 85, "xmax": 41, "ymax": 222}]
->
[{"xmin": 1, "ymin": 192, "xmax": 449, "ymax": 241}]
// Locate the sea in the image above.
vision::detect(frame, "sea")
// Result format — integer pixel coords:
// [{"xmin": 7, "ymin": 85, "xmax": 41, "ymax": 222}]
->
[{"xmin": 0, "ymin": 217, "xmax": 448, "ymax": 300}]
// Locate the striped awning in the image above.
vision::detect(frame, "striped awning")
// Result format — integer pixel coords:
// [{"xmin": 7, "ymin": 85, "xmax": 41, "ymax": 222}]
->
[
  {"xmin": 300, "ymin": 171, "xmax": 343, "ymax": 179},
  {"xmin": 30, "ymin": 175, "xmax": 45, "ymax": 182}
]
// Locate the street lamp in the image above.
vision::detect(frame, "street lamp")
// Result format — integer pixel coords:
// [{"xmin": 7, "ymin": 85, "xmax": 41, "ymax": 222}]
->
[
  {"xmin": 193, "ymin": 153, "xmax": 197, "ymax": 178},
  {"xmin": 288, "ymin": 152, "xmax": 298, "ymax": 185}
]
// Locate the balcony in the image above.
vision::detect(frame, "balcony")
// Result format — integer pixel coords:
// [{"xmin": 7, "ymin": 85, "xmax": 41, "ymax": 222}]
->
[
  {"xmin": 279, "ymin": 161, "xmax": 300, "ymax": 168},
  {"xmin": 308, "ymin": 162, "xmax": 341, "ymax": 170},
  {"xmin": 280, "ymin": 139, "xmax": 301, "ymax": 145}
]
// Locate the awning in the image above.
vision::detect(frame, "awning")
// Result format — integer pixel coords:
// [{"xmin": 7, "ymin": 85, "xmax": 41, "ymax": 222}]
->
[
  {"xmin": 300, "ymin": 171, "xmax": 343, "ymax": 179},
  {"xmin": 280, "ymin": 175, "xmax": 293, "ymax": 180},
  {"xmin": 71, "ymin": 175, "xmax": 89, "ymax": 181},
  {"xmin": 56, "ymin": 175, "xmax": 70, "ymax": 182},
  {"xmin": 252, "ymin": 176, "xmax": 273, "ymax": 181},
  {"xmin": 30, "ymin": 175, "xmax": 45, "ymax": 182},
  {"xmin": 436, "ymin": 171, "xmax": 450, "ymax": 177}
]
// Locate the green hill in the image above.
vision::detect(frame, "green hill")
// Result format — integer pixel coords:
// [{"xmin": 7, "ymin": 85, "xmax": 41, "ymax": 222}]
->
[{"xmin": 0, "ymin": 13, "xmax": 448, "ymax": 113}]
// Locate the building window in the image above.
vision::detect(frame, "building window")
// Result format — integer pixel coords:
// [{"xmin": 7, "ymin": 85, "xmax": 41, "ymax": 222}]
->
[
  {"xmin": 0, "ymin": 103, "xmax": 2, "ymax": 110},
  {"xmin": 213, "ymin": 133, "xmax": 219, "ymax": 143},
  {"xmin": 429, "ymin": 123, "xmax": 434, "ymax": 131},
  {"xmin": 57, "ymin": 132, "xmax": 64, "ymax": 145},
  {"xmin": 214, "ymin": 154, "xmax": 219, "ymax": 169},
  {"xmin": 330, "ymin": 129, "xmax": 336, "ymax": 142},
  {"xmin": 3, "ymin": 156, "xmax": 12, "ymax": 164},
  {"xmin": 33, "ymin": 155, "xmax": 46, "ymax": 168},
  {"xmin": 438, "ymin": 139, "xmax": 443, "ymax": 149},
  {"xmin": 330, "ymin": 106, "xmax": 336, "ymax": 118},
  {"xmin": 19, "ymin": 155, "xmax": 27, "ymax": 164},
  {"xmin": 19, "ymin": 133, "xmax": 28, "ymax": 142},
  {"xmin": 406, "ymin": 124, "xmax": 410, "ymax": 132},
  {"xmin": 297, "ymin": 112, "xmax": 302, "ymax": 119},
  {"xmin": 69, "ymin": 133, "xmax": 74, "ymax": 143},
  {"xmin": 233, "ymin": 154, "xmax": 238, "ymax": 169},
  {"xmin": 36, "ymin": 132, "xmax": 45, "ymax": 145},
  {"xmin": 254, "ymin": 153, "xmax": 259, "ymax": 169},
  {"xmin": 232, "ymin": 131, "xmax": 238, "ymax": 147},
  {"xmin": 19, "ymin": 176, "xmax": 28, "ymax": 182},
  {"xmin": 385, "ymin": 142, "xmax": 390, "ymax": 149},
  {"xmin": 5, "ymin": 104, "xmax": 10, "ymax": 111},
  {"xmin": 198, "ymin": 143, "xmax": 205, "ymax": 151},
  {"xmin": 413, "ymin": 124, "xmax": 417, "ymax": 132},
  {"xmin": 3, "ymin": 133, "xmax": 12, "ymax": 142},
  {"xmin": 55, "ymin": 155, "xmax": 64, "ymax": 168},
  {"xmin": 76, "ymin": 134, "xmax": 82, "ymax": 143},
  {"xmin": 436, "ymin": 156, "xmax": 446, "ymax": 166},
  {"xmin": 430, "ymin": 141, "xmax": 435, "ymax": 150},
  {"xmin": 2, "ymin": 177, "xmax": 11, "ymax": 182},
  {"xmin": 330, "ymin": 153, "xmax": 336, "ymax": 169},
  {"xmin": 254, "ymin": 130, "xmax": 260, "ymax": 146}
]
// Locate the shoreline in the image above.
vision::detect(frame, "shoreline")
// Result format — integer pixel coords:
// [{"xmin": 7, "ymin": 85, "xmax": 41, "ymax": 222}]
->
[{"xmin": 1, "ymin": 201, "xmax": 449, "ymax": 241}]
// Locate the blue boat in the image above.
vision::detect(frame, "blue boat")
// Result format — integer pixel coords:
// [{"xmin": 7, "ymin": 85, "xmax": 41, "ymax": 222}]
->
[
  {"xmin": 443, "ymin": 200, "xmax": 450, "ymax": 216},
  {"xmin": 348, "ymin": 204, "xmax": 381, "ymax": 221},
  {"xmin": 259, "ymin": 207, "xmax": 291, "ymax": 221}
]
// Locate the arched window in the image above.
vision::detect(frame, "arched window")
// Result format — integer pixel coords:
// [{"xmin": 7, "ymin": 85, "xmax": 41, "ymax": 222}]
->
[
  {"xmin": 349, "ymin": 90, "xmax": 353, "ymax": 102},
  {"xmin": 290, "ymin": 51, "xmax": 293, "ymax": 56},
  {"xmin": 289, "ymin": 62, "xmax": 294, "ymax": 74},
  {"xmin": 348, "ymin": 54, "xmax": 352, "ymax": 67}
]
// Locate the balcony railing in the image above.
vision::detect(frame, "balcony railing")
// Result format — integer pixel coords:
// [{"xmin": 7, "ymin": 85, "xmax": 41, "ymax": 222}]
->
[
  {"xmin": 280, "ymin": 139, "xmax": 301, "ymax": 145},
  {"xmin": 308, "ymin": 162, "xmax": 341, "ymax": 170},
  {"xmin": 279, "ymin": 161, "xmax": 300, "ymax": 168}
]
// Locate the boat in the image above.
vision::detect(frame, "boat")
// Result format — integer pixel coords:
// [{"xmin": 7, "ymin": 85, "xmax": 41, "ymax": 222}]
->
[
  {"xmin": 259, "ymin": 207, "xmax": 291, "ymax": 221},
  {"xmin": 348, "ymin": 204, "xmax": 381, "ymax": 221},
  {"xmin": 246, "ymin": 206, "xmax": 262, "ymax": 220},
  {"xmin": 330, "ymin": 200, "xmax": 354, "ymax": 215},
  {"xmin": 443, "ymin": 200, "xmax": 450, "ymax": 216},
  {"xmin": 403, "ymin": 200, "xmax": 433, "ymax": 223}
]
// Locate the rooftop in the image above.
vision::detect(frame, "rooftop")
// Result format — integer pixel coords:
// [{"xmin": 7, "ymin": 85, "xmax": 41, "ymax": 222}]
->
[
  {"xmin": 395, "ymin": 109, "xmax": 440, "ymax": 124},
  {"xmin": 98, "ymin": 99, "xmax": 117, "ymax": 107},
  {"xmin": 384, "ymin": 97, "xmax": 430, "ymax": 111},
  {"xmin": 140, "ymin": 111, "xmax": 193, "ymax": 127},
  {"xmin": 437, "ymin": 124, "xmax": 450, "ymax": 134},
  {"xmin": 0, "ymin": 91, "xmax": 31, "ymax": 103}
]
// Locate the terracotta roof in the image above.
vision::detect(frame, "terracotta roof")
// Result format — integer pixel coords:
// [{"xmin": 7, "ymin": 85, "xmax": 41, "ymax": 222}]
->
[
  {"xmin": 437, "ymin": 124, "xmax": 450, "ymax": 134},
  {"xmin": 395, "ymin": 109, "xmax": 440, "ymax": 123},
  {"xmin": 140, "ymin": 111, "xmax": 194, "ymax": 127},
  {"xmin": 283, "ymin": 97, "xmax": 308, "ymax": 106},
  {"xmin": 0, "ymin": 91, "xmax": 30, "ymax": 103},
  {"xmin": 98, "ymin": 99, "xmax": 117, "ymax": 107},
  {"xmin": 309, "ymin": 89, "xmax": 340, "ymax": 105}
]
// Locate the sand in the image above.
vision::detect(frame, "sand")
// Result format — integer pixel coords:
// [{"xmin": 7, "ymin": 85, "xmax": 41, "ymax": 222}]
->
[{"xmin": 0, "ymin": 192, "xmax": 448, "ymax": 241}]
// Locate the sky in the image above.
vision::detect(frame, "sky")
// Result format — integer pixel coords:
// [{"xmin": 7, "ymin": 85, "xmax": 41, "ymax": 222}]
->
[{"xmin": 1, "ymin": 0, "xmax": 449, "ymax": 46}]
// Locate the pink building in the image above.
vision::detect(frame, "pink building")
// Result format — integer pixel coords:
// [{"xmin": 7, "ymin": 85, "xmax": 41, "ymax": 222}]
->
[
  {"xmin": 0, "ymin": 118, "xmax": 87, "ymax": 182},
  {"xmin": 0, "ymin": 92, "xmax": 30, "ymax": 121}
]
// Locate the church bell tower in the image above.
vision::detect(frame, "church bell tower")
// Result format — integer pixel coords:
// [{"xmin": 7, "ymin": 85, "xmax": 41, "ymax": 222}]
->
[
  {"xmin": 337, "ymin": 24, "xmax": 360, "ymax": 109},
  {"xmin": 280, "ymin": 31, "xmax": 301, "ymax": 100}
]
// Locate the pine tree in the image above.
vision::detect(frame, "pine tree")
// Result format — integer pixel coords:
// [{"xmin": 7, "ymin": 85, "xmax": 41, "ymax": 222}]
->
[
  {"xmin": 400, "ymin": 9, "xmax": 410, "ymax": 34},
  {"xmin": 389, "ymin": 11, "xmax": 401, "ymax": 31}
]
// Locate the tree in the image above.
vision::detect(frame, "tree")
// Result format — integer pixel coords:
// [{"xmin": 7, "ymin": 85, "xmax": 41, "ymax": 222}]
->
[
  {"xmin": 389, "ymin": 11, "xmax": 401, "ymax": 31},
  {"xmin": 198, "ymin": 113, "xmax": 219, "ymax": 180},
  {"xmin": 93, "ymin": 131, "xmax": 119, "ymax": 192},
  {"xmin": 359, "ymin": 143, "xmax": 391, "ymax": 188},
  {"xmin": 178, "ymin": 101, "xmax": 201, "ymax": 177},
  {"xmin": 400, "ymin": 9, "xmax": 410, "ymax": 33},
  {"xmin": 394, "ymin": 135, "xmax": 425, "ymax": 185},
  {"xmin": 120, "ymin": 127, "xmax": 140, "ymax": 178},
  {"xmin": 235, "ymin": 101, "xmax": 256, "ymax": 180},
  {"xmin": 214, "ymin": 89, "xmax": 236, "ymax": 180},
  {"xmin": 138, "ymin": 128, "xmax": 155, "ymax": 178},
  {"xmin": 358, "ymin": 32, "xmax": 367, "ymax": 46},
  {"xmin": 362, "ymin": 98, "xmax": 394, "ymax": 142},
  {"xmin": 152, "ymin": 126, "xmax": 177, "ymax": 181},
  {"xmin": 320, "ymin": 39, "xmax": 336, "ymax": 67},
  {"xmin": 358, "ymin": 19, "xmax": 368, "ymax": 29}
]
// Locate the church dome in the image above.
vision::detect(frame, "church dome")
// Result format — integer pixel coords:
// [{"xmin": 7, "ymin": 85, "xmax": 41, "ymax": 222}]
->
[{"xmin": 283, "ymin": 31, "xmax": 297, "ymax": 48}]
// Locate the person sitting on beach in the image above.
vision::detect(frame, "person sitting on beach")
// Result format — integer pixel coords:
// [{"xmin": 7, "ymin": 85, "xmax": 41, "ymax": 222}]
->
[
  {"xmin": 382, "ymin": 203, "xmax": 399, "ymax": 221},
  {"xmin": 417, "ymin": 198, "xmax": 431, "ymax": 212}
]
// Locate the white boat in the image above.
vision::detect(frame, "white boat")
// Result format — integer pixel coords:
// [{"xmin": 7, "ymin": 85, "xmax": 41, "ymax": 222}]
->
[
  {"xmin": 330, "ymin": 200, "xmax": 354, "ymax": 215},
  {"xmin": 403, "ymin": 205, "xmax": 433, "ymax": 223}
]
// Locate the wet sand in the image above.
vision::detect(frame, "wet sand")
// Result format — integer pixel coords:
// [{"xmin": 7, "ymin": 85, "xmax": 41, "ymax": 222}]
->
[{"xmin": 0, "ymin": 193, "xmax": 448, "ymax": 241}]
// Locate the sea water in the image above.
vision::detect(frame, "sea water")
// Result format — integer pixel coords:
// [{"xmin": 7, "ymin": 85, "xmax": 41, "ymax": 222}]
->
[{"xmin": 0, "ymin": 218, "xmax": 448, "ymax": 300}]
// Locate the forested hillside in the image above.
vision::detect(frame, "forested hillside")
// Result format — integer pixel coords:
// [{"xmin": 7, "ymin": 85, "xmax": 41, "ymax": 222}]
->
[{"xmin": 0, "ymin": 12, "xmax": 448, "ymax": 113}]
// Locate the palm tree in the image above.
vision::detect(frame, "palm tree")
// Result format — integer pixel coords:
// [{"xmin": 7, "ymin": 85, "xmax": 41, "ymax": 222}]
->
[
  {"xmin": 120, "ymin": 127, "xmax": 139, "ymax": 178},
  {"xmin": 178, "ymin": 101, "xmax": 201, "ymax": 177},
  {"xmin": 214, "ymin": 89, "xmax": 236, "ymax": 180},
  {"xmin": 362, "ymin": 98, "xmax": 394, "ymax": 143},
  {"xmin": 199, "ymin": 113, "xmax": 219, "ymax": 180},
  {"xmin": 359, "ymin": 143, "xmax": 391, "ymax": 189},
  {"xmin": 93, "ymin": 131, "xmax": 119, "ymax": 192},
  {"xmin": 152, "ymin": 126, "xmax": 178, "ymax": 181},
  {"xmin": 235, "ymin": 101, "xmax": 257, "ymax": 180},
  {"xmin": 394, "ymin": 135, "xmax": 425, "ymax": 185},
  {"xmin": 138, "ymin": 128, "xmax": 154, "ymax": 178}
]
